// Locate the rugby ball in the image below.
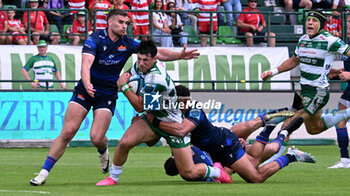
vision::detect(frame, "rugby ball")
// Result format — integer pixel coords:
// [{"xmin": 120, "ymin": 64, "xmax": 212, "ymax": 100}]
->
[{"xmin": 128, "ymin": 75, "xmax": 144, "ymax": 95}]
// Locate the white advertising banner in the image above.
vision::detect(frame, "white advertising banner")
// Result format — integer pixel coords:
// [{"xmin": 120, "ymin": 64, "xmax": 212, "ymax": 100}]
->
[
  {"xmin": 0, "ymin": 45, "xmax": 290, "ymax": 90},
  {"xmin": 192, "ymin": 92, "xmax": 342, "ymax": 140}
]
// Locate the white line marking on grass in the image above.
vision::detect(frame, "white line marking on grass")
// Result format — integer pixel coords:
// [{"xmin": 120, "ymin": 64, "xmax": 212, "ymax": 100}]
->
[{"xmin": 0, "ymin": 189, "xmax": 51, "ymax": 194}]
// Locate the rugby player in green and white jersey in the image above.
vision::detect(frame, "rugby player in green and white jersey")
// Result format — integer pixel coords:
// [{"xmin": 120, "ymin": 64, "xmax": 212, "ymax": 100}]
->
[
  {"xmin": 96, "ymin": 40, "xmax": 232, "ymax": 186},
  {"xmin": 262, "ymin": 10, "xmax": 350, "ymax": 136},
  {"xmin": 21, "ymin": 40, "xmax": 66, "ymax": 89},
  {"xmin": 129, "ymin": 58, "xmax": 182, "ymax": 125}
]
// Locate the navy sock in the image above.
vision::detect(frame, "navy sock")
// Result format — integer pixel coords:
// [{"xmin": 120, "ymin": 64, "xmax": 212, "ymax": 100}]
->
[
  {"xmin": 256, "ymin": 135, "xmax": 269, "ymax": 145},
  {"xmin": 258, "ymin": 125, "xmax": 276, "ymax": 139},
  {"xmin": 275, "ymin": 154, "xmax": 295, "ymax": 169},
  {"xmin": 336, "ymin": 127, "xmax": 349, "ymax": 158},
  {"xmin": 98, "ymin": 146, "xmax": 107, "ymax": 155},
  {"xmin": 272, "ymin": 132, "xmax": 286, "ymax": 147},
  {"xmin": 42, "ymin": 156, "xmax": 57, "ymax": 172}
]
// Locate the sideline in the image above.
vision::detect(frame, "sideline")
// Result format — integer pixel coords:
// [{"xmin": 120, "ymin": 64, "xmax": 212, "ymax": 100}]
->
[{"xmin": 0, "ymin": 189, "xmax": 51, "ymax": 194}]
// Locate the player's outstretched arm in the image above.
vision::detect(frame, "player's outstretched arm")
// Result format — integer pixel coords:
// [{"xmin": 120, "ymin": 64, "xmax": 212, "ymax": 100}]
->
[
  {"xmin": 261, "ymin": 55, "xmax": 300, "ymax": 81},
  {"xmin": 157, "ymin": 45, "xmax": 200, "ymax": 61}
]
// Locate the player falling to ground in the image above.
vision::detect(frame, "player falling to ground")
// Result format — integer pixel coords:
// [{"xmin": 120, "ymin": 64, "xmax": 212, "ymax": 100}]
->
[
  {"xmin": 147, "ymin": 85, "xmax": 315, "ymax": 183},
  {"xmin": 262, "ymin": 11, "xmax": 350, "ymax": 160}
]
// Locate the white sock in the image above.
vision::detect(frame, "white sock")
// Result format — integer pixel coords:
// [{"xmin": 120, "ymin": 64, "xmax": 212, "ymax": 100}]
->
[
  {"xmin": 206, "ymin": 166, "xmax": 221, "ymax": 179},
  {"xmin": 341, "ymin": 158, "xmax": 350, "ymax": 164},
  {"xmin": 322, "ymin": 108, "xmax": 350, "ymax": 130},
  {"xmin": 40, "ymin": 169, "xmax": 49, "ymax": 177},
  {"xmin": 261, "ymin": 145, "xmax": 287, "ymax": 166},
  {"xmin": 110, "ymin": 164, "xmax": 123, "ymax": 182},
  {"xmin": 280, "ymin": 130, "xmax": 288, "ymax": 138}
]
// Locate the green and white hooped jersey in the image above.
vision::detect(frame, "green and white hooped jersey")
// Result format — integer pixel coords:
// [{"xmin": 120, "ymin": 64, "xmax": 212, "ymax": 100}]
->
[
  {"xmin": 295, "ymin": 31, "xmax": 350, "ymax": 88},
  {"xmin": 131, "ymin": 60, "xmax": 182, "ymax": 123},
  {"xmin": 23, "ymin": 54, "xmax": 58, "ymax": 88}
]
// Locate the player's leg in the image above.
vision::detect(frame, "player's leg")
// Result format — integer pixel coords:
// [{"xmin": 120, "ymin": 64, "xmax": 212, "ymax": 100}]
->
[
  {"xmin": 290, "ymin": 84, "xmax": 350, "ymax": 134},
  {"xmin": 247, "ymin": 117, "xmax": 303, "ymax": 167},
  {"xmin": 230, "ymin": 116, "xmax": 263, "ymax": 140},
  {"xmin": 260, "ymin": 142, "xmax": 281, "ymax": 162},
  {"xmin": 90, "ymin": 109, "xmax": 112, "ymax": 174},
  {"xmin": 172, "ymin": 146, "xmax": 208, "ymax": 180},
  {"xmin": 231, "ymin": 107, "xmax": 294, "ymax": 140},
  {"xmin": 30, "ymin": 102, "xmax": 88, "ymax": 186},
  {"xmin": 321, "ymin": 106, "xmax": 350, "ymax": 133},
  {"xmin": 230, "ymin": 153, "xmax": 276, "ymax": 183},
  {"xmin": 113, "ymin": 118, "xmax": 158, "ymax": 166},
  {"xmin": 96, "ymin": 118, "xmax": 159, "ymax": 185},
  {"xmin": 232, "ymin": 146, "xmax": 315, "ymax": 183},
  {"xmin": 328, "ymin": 101, "xmax": 350, "ymax": 168}
]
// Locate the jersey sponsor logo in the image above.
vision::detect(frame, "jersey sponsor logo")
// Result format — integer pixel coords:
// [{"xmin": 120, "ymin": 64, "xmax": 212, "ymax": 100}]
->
[
  {"xmin": 118, "ymin": 45, "xmax": 127, "ymax": 51},
  {"xmin": 98, "ymin": 59, "xmax": 121, "ymax": 65},
  {"xmin": 77, "ymin": 94, "xmax": 85, "ymax": 101},
  {"xmin": 189, "ymin": 109, "xmax": 201, "ymax": 120},
  {"xmin": 143, "ymin": 91, "xmax": 161, "ymax": 110},
  {"xmin": 169, "ymin": 136, "xmax": 184, "ymax": 144}
]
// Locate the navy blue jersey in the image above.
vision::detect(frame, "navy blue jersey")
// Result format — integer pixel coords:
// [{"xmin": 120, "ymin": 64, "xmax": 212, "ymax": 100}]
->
[
  {"xmin": 77, "ymin": 29, "xmax": 140, "ymax": 97},
  {"xmin": 186, "ymin": 107, "xmax": 228, "ymax": 153}
]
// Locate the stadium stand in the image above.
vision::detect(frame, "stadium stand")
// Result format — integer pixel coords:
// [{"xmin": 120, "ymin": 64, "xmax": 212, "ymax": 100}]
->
[
  {"xmin": 217, "ymin": 26, "xmax": 241, "ymax": 44},
  {"xmin": 0, "ymin": 0, "xmax": 347, "ymax": 58}
]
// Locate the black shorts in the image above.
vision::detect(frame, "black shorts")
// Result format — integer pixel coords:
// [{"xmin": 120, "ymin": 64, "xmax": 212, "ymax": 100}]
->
[
  {"xmin": 209, "ymin": 128, "xmax": 245, "ymax": 167},
  {"xmin": 70, "ymin": 87, "xmax": 117, "ymax": 115}
]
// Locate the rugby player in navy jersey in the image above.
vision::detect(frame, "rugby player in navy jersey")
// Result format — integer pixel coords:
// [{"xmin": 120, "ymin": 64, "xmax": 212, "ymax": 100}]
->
[
  {"xmin": 149, "ymin": 85, "xmax": 316, "ymax": 183},
  {"xmin": 30, "ymin": 9, "xmax": 200, "ymax": 186}
]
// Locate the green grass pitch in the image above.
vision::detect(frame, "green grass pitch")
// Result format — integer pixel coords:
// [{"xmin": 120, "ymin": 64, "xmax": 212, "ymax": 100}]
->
[{"xmin": 1, "ymin": 146, "xmax": 350, "ymax": 196}]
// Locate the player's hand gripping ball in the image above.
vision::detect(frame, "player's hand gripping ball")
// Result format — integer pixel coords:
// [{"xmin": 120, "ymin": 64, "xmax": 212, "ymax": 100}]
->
[{"xmin": 128, "ymin": 75, "xmax": 144, "ymax": 95}]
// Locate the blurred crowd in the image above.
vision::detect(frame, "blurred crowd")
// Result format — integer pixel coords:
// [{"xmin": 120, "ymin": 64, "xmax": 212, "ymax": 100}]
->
[{"xmin": 0, "ymin": 0, "xmax": 349, "ymax": 47}]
